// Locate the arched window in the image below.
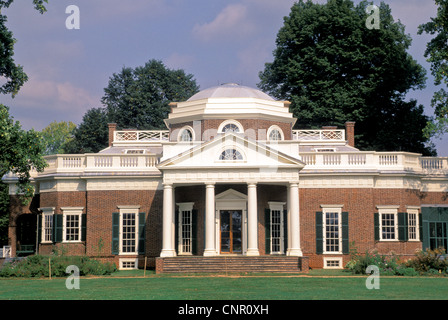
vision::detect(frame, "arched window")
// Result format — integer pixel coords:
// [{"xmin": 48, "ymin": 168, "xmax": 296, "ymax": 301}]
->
[
  {"xmin": 267, "ymin": 125, "xmax": 284, "ymax": 141},
  {"xmin": 219, "ymin": 149, "xmax": 243, "ymax": 161},
  {"xmin": 218, "ymin": 120, "xmax": 244, "ymax": 134},
  {"xmin": 222, "ymin": 123, "xmax": 240, "ymax": 133},
  {"xmin": 178, "ymin": 127, "xmax": 193, "ymax": 142}
]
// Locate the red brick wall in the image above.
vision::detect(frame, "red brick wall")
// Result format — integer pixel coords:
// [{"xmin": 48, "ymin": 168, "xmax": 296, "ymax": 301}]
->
[
  {"xmin": 169, "ymin": 119, "xmax": 292, "ymax": 141},
  {"xmin": 8, "ymin": 184, "xmax": 448, "ymax": 269}
]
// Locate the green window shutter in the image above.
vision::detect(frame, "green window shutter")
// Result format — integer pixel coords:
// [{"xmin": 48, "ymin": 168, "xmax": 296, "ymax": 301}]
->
[
  {"xmin": 138, "ymin": 212, "xmax": 146, "ymax": 254},
  {"xmin": 341, "ymin": 212, "xmax": 349, "ymax": 254},
  {"xmin": 419, "ymin": 213, "xmax": 423, "ymax": 242},
  {"xmin": 111, "ymin": 212, "xmax": 119, "ymax": 255},
  {"xmin": 174, "ymin": 210, "xmax": 179, "ymax": 254},
  {"xmin": 81, "ymin": 214, "xmax": 87, "ymax": 242},
  {"xmin": 265, "ymin": 208, "xmax": 271, "ymax": 254},
  {"xmin": 374, "ymin": 213, "xmax": 380, "ymax": 241},
  {"xmin": 192, "ymin": 209, "xmax": 198, "ymax": 255},
  {"xmin": 283, "ymin": 209, "xmax": 288, "ymax": 254},
  {"xmin": 316, "ymin": 212, "xmax": 323, "ymax": 254},
  {"xmin": 37, "ymin": 214, "xmax": 42, "ymax": 244},
  {"xmin": 53, "ymin": 214, "xmax": 63, "ymax": 243},
  {"xmin": 398, "ymin": 212, "xmax": 408, "ymax": 241},
  {"xmin": 421, "ymin": 211, "xmax": 429, "ymax": 250}
]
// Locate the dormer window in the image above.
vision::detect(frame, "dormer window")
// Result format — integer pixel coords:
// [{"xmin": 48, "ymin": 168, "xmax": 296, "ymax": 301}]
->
[{"xmin": 219, "ymin": 149, "xmax": 243, "ymax": 161}]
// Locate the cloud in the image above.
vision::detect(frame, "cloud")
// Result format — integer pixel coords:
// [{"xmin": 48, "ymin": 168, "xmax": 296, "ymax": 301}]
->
[
  {"xmin": 192, "ymin": 4, "xmax": 256, "ymax": 42},
  {"xmin": 4, "ymin": 73, "xmax": 101, "ymax": 130},
  {"xmin": 164, "ymin": 53, "xmax": 195, "ymax": 71}
]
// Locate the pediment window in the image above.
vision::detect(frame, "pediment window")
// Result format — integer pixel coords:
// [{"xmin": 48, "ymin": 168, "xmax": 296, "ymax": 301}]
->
[{"xmin": 219, "ymin": 149, "xmax": 244, "ymax": 161}]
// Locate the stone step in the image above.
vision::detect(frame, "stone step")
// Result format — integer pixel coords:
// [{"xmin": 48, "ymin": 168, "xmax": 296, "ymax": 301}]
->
[{"xmin": 157, "ymin": 256, "xmax": 308, "ymax": 273}]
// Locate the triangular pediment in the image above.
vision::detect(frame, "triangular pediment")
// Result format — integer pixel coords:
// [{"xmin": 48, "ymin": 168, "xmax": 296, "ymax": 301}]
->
[
  {"xmin": 215, "ymin": 189, "xmax": 247, "ymax": 201},
  {"xmin": 157, "ymin": 133, "xmax": 305, "ymax": 170}
]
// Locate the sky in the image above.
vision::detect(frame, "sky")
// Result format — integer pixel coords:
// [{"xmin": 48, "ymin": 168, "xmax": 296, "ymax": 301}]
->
[{"xmin": 1, "ymin": 0, "xmax": 447, "ymax": 155}]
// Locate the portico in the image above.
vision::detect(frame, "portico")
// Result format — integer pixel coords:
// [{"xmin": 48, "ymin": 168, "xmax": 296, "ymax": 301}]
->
[{"xmin": 157, "ymin": 132, "xmax": 305, "ymax": 258}]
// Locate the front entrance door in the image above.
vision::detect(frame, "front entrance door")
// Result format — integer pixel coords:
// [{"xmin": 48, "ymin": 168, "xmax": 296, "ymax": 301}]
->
[{"xmin": 220, "ymin": 210, "xmax": 242, "ymax": 254}]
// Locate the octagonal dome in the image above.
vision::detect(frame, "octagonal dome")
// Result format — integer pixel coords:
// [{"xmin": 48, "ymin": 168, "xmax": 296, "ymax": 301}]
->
[{"xmin": 187, "ymin": 83, "xmax": 275, "ymax": 101}]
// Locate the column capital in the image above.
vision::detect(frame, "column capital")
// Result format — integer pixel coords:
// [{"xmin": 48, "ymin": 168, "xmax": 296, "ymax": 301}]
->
[
  {"xmin": 205, "ymin": 183, "xmax": 215, "ymax": 188},
  {"xmin": 247, "ymin": 182, "xmax": 258, "ymax": 187}
]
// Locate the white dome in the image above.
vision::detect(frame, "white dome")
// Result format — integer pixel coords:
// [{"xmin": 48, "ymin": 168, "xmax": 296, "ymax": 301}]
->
[{"xmin": 187, "ymin": 83, "xmax": 275, "ymax": 101}]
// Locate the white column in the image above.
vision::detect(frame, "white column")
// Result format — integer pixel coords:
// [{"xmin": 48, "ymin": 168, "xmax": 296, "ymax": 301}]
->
[
  {"xmin": 246, "ymin": 183, "xmax": 260, "ymax": 256},
  {"xmin": 160, "ymin": 184, "xmax": 176, "ymax": 257},
  {"xmin": 203, "ymin": 183, "xmax": 217, "ymax": 256},
  {"xmin": 287, "ymin": 182, "xmax": 303, "ymax": 256}
]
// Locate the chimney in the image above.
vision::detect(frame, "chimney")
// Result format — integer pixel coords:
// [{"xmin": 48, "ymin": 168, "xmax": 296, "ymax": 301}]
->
[
  {"xmin": 345, "ymin": 121, "xmax": 355, "ymax": 148},
  {"xmin": 108, "ymin": 123, "xmax": 117, "ymax": 147}
]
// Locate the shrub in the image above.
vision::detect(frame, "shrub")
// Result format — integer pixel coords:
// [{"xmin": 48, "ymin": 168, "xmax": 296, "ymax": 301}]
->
[
  {"xmin": 345, "ymin": 249, "xmax": 400, "ymax": 275},
  {"xmin": 0, "ymin": 255, "xmax": 117, "ymax": 278},
  {"xmin": 404, "ymin": 247, "xmax": 448, "ymax": 275}
]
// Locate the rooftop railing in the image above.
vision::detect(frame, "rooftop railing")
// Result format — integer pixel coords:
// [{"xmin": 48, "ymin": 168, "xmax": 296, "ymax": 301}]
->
[
  {"xmin": 114, "ymin": 130, "xmax": 169, "ymax": 143},
  {"xmin": 292, "ymin": 129, "xmax": 345, "ymax": 142},
  {"xmin": 300, "ymin": 152, "xmax": 448, "ymax": 174},
  {"xmin": 42, "ymin": 154, "xmax": 161, "ymax": 173}
]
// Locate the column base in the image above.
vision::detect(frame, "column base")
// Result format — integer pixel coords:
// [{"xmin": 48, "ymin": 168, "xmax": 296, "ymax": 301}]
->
[
  {"xmin": 246, "ymin": 248, "xmax": 260, "ymax": 256},
  {"xmin": 286, "ymin": 248, "xmax": 303, "ymax": 257},
  {"xmin": 160, "ymin": 249, "xmax": 177, "ymax": 258},
  {"xmin": 203, "ymin": 249, "xmax": 218, "ymax": 256}
]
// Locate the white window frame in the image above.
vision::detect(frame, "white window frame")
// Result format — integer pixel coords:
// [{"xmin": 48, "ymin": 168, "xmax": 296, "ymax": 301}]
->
[
  {"xmin": 377, "ymin": 205, "xmax": 399, "ymax": 241},
  {"xmin": 407, "ymin": 206, "xmax": 420, "ymax": 241},
  {"xmin": 321, "ymin": 205, "xmax": 343, "ymax": 254},
  {"xmin": 119, "ymin": 258, "xmax": 139, "ymax": 270},
  {"xmin": 118, "ymin": 205, "xmax": 140, "ymax": 255},
  {"xmin": 267, "ymin": 125, "xmax": 284, "ymax": 141},
  {"xmin": 268, "ymin": 202, "xmax": 285, "ymax": 254},
  {"xmin": 218, "ymin": 120, "xmax": 244, "ymax": 134},
  {"xmin": 177, "ymin": 202, "xmax": 194, "ymax": 255},
  {"xmin": 61, "ymin": 207, "xmax": 84, "ymax": 243},
  {"xmin": 177, "ymin": 126, "xmax": 195, "ymax": 142},
  {"xmin": 39, "ymin": 207, "xmax": 55, "ymax": 244}
]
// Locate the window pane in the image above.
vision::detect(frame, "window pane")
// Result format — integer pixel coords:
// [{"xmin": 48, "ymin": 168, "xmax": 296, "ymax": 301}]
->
[
  {"xmin": 122, "ymin": 213, "xmax": 136, "ymax": 253},
  {"xmin": 325, "ymin": 212, "xmax": 340, "ymax": 252}
]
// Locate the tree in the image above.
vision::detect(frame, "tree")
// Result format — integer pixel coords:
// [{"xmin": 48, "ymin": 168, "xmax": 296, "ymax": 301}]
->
[
  {"xmin": 0, "ymin": 104, "xmax": 47, "ymax": 200},
  {"xmin": 0, "ymin": 0, "xmax": 48, "ymax": 97},
  {"xmin": 64, "ymin": 108, "xmax": 109, "ymax": 154},
  {"xmin": 40, "ymin": 120, "xmax": 76, "ymax": 155},
  {"xmin": 418, "ymin": 0, "xmax": 448, "ymax": 139},
  {"xmin": 258, "ymin": 0, "xmax": 434, "ymax": 155},
  {"xmin": 66, "ymin": 60, "xmax": 200, "ymax": 154},
  {"xmin": 102, "ymin": 59, "xmax": 199, "ymax": 130}
]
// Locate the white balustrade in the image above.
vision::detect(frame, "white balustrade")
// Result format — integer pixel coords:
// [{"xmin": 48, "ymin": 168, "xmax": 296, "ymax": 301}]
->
[
  {"xmin": 292, "ymin": 129, "xmax": 345, "ymax": 141},
  {"xmin": 114, "ymin": 130, "xmax": 169, "ymax": 142}
]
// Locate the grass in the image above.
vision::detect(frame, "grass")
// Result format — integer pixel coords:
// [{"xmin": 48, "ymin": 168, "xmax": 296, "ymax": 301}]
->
[{"xmin": 1, "ymin": 269, "xmax": 448, "ymax": 300}]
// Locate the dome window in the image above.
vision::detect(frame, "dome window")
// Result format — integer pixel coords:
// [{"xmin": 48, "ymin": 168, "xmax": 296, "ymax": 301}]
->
[
  {"xmin": 178, "ymin": 127, "xmax": 194, "ymax": 142},
  {"xmin": 267, "ymin": 125, "xmax": 284, "ymax": 141},
  {"xmin": 218, "ymin": 120, "xmax": 244, "ymax": 134}
]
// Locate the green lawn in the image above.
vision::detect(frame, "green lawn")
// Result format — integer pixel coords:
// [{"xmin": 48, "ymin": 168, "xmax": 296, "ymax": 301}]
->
[{"xmin": 1, "ymin": 270, "xmax": 448, "ymax": 300}]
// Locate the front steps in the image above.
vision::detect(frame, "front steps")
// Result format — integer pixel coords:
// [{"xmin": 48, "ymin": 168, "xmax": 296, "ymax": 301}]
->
[{"xmin": 155, "ymin": 255, "xmax": 309, "ymax": 274}]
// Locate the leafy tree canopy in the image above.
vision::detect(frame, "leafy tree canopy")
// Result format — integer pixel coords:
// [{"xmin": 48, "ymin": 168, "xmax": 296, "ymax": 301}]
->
[
  {"xmin": 418, "ymin": 0, "xmax": 448, "ymax": 139},
  {"xmin": 102, "ymin": 59, "xmax": 199, "ymax": 130},
  {"xmin": 67, "ymin": 60, "xmax": 199, "ymax": 153},
  {"xmin": 0, "ymin": 0, "xmax": 48, "ymax": 97},
  {"xmin": 40, "ymin": 120, "xmax": 76, "ymax": 155},
  {"xmin": 259, "ymin": 0, "xmax": 434, "ymax": 155},
  {"xmin": 0, "ymin": 104, "xmax": 47, "ymax": 201}
]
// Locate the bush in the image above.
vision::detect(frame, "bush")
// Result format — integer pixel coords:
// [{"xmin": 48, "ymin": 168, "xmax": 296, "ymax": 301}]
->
[
  {"xmin": 404, "ymin": 247, "xmax": 448, "ymax": 275},
  {"xmin": 345, "ymin": 249, "xmax": 400, "ymax": 275},
  {"xmin": 0, "ymin": 255, "xmax": 117, "ymax": 278},
  {"xmin": 345, "ymin": 246, "xmax": 448, "ymax": 277}
]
